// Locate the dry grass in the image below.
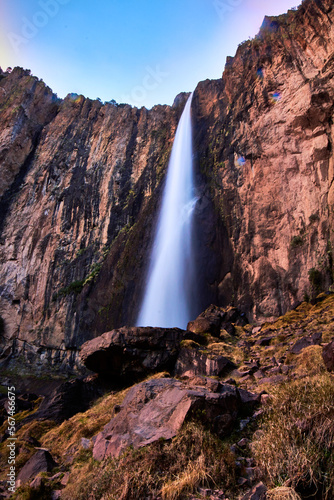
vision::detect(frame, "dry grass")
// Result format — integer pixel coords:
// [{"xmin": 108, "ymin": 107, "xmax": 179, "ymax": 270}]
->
[
  {"xmin": 41, "ymin": 389, "xmax": 128, "ymax": 462},
  {"xmin": 41, "ymin": 371, "xmax": 171, "ymax": 463},
  {"xmin": 252, "ymin": 374, "xmax": 334, "ymax": 499},
  {"xmin": 206, "ymin": 342, "xmax": 245, "ymax": 366},
  {"xmin": 266, "ymin": 486, "xmax": 301, "ymax": 499},
  {"xmin": 0, "ymin": 405, "xmax": 55, "ymax": 481},
  {"xmin": 294, "ymin": 345, "xmax": 327, "ymax": 378},
  {"xmin": 160, "ymin": 453, "xmax": 208, "ymax": 500},
  {"xmin": 61, "ymin": 421, "xmax": 237, "ymax": 500}
]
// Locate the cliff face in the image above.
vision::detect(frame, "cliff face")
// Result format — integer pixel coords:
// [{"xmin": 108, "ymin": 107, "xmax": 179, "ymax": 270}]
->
[
  {"xmin": 193, "ymin": 0, "xmax": 334, "ymax": 322},
  {"xmin": 0, "ymin": 70, "xmax": 195, "ymax": 368},
  {"xmin": 0, "ymin": 0, "xmax": 334, "ymax": 370}
]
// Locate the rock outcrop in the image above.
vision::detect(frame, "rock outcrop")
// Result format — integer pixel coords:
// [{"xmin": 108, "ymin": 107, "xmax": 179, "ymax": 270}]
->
[
  {"xmin": 80, "ymin": 326, "xmax": 187, "ymax": 381},
  {"xmin": 193, "ymin": 0, "xmax": 334, "ymax": 322},
  {"xmin": 93, "ymin": 376, "xmax": 250, "ymax": 461},
  {"xmin": 1, "ymin": 0, "xmax": 334, "ymax": 369}
]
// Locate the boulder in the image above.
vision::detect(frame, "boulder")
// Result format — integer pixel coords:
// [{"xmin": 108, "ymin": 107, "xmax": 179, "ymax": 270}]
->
[
  {"xmin": 290, "ymin": 332, "xmax": 322, "ymax": 354},
  {"xmin": 322, "ymin": 339, "xmax": 334, "ymax": 371},
  {"xmin": 187, "ymin": 304, "xmax": 223, "ymax": 336},
  {"xmin": 26, "ymin": 375, "xmax": 105, "ymax": 424},
  {"xmin": 17, "ymin": 450, "xmax": 57, "ymax": 484},
  {"xmin": 174, "ymin": 347, "xmax": 235, "ymax": 378},
  {"xmin": 80, "ymin": 326, "xmax": 193, "ymax": 381},
  {"xmin": 93, "ymin": 377, "xmax": 243, "ymax": 460},
  {"xmin": 187, "ymin": 304, "xmax": 247, "ymax": 338}
]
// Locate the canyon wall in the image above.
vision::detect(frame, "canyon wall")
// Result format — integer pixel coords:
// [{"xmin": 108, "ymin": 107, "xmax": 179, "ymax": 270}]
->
[
  {"xmin": 193, "ymin": 0, "xmax": 334, "ymax": 321},
  {"xmin": 0, "ymin": 0, "xmax": 334, "ymax": 371}
]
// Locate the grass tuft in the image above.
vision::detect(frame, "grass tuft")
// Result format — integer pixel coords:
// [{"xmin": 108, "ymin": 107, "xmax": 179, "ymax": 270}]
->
[
  {"xmin": 251, "ymin": 374, "xmax": 334, "ymax": 498},
  {"xmin": 61, "ymin": 421, "xmax": 237, "ymax": 500}
]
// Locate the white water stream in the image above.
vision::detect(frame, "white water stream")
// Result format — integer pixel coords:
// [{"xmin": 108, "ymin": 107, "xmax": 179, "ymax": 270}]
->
[{"xmin": 137, "ymin": 93, "xmax": 197, "ymax": 328}]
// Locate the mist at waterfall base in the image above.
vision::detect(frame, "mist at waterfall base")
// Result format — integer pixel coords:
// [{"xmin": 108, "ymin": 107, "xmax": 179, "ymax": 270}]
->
[{"xmin": 137, "ymin": 93, "xmax": 197, "ymax": 329}]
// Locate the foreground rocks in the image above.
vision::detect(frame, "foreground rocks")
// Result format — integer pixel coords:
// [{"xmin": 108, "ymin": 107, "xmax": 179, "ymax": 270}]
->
[
  {"xmin": 93, "ymin": 376, "xmax": 257, "ymax": 461},
  {"xmin": 26, "ymin": 375, "xmax": 106, "ymax": 424},
  {"xmin": 17, "ymin": 450, "xmax": 57, "ymax": 485},
  {"xmin": 80, "ymin": 326, "xmax": 222, "ymax": 383}
]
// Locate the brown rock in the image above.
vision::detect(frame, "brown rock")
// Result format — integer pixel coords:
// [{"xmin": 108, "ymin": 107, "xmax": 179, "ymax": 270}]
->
[
  {"xmin": 93, "ymin": 377, "xmax": 241, "ymax": 460},
  {"xmin": 80, "ymin": 326, "xmax": 186, "ymax": 381},
  {"xmin": 187, "ymin": 304, "xmax": 224, "ymax": 336},
  {"xmin": 17, "ymin": 450, "xmax": 57, "ymax": 484},
  {"xmin": 241, "ymin": 482, "xmax": 267, "ymax": 500},
  {"xmin": 290, "ymin": 332, "xmax": 322, "ymax": 354},
  {"xmin": 322, "ymin": 340, "xmax": 334, "ymax": 371},
  {"xmin": 174, "ymin": 347, "xmax": 236, "ymax": 378}
]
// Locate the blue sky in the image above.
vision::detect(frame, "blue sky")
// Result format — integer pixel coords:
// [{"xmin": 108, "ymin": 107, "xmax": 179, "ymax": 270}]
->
[{"xmin": 1, "ymin": 0, "xmax": 299, "ymax": 108}]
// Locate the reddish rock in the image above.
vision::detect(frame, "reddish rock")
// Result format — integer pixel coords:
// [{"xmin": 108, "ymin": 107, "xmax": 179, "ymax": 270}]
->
[
  {"xmin": 322, "ymin": 340, "xmax": 334, "ymax": 371},
  {"xmin": 93, "ymin": 377, "xmax": 242, "ymax": 460},
  {"xmin": 174, "ymin": 347, "xmax": 236, "ymax": 378},
  {"xmin": 1, "ymin": 0, "xmax": 334, "ymax": 371}
]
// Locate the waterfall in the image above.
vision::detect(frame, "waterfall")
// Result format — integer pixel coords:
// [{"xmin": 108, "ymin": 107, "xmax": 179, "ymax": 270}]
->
[{"xmin": 137, "ymin": 93, "xmax": 197, "ymax": 329}]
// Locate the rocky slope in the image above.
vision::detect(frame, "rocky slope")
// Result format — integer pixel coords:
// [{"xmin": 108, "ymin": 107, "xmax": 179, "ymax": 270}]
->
[
  {"xmin": 1, "ymin": 0, "xmax": 334, "ymax": 371},
  {"xmin": 1, "ymin": 295, "xmax": 333, "ymax": 499}
]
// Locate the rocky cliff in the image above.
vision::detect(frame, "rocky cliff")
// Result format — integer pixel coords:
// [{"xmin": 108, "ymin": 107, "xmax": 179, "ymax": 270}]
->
[{"xmin": 0, "ymin": 0, "xmax": 334, "ymax": 371}]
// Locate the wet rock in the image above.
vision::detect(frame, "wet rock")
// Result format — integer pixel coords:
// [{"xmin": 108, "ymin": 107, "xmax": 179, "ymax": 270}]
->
[
  {"xmin": 322, "ymin": 339, "xmax": 334, "ymax": 371},
  {"xmin": 93, "ymin": 377, "xmax": 243, "ymax": 460},
  {"xmin": 17, "ymin": 450, "xmax": 57, "ymax": 484}
]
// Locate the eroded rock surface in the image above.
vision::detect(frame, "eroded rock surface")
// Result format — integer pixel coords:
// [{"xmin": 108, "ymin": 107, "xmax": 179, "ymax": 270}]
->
[
  {"xmin": 1, "ymin": 0, "xmax": 334, "ymax": 369},
  {"xmin": 93, "ymin": 377, "xmax": 246, "ymax": 460}
]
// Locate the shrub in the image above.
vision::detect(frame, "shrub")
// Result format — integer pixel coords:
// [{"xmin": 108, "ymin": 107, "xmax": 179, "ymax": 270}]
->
[{"xmin": 290, "ymin": 235, "xmax": 304, "ymax": 248}]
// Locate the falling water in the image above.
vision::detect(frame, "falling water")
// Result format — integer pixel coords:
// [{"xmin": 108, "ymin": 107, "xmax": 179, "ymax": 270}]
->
[{"xmin": 137, "ymin": 93, "xmax": 196, "ymax": 328}]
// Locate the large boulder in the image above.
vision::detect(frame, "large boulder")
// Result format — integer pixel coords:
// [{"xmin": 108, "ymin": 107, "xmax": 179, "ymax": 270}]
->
[
  {"xmin": 80, "ymin": 327, "xmax": 190, "ymax": 381},
  {"xmin": 187, "ymin": 305, "xmax": 248, "ymax": 337},
  {"xmin": 322, "ymin": 339, "xmax": 334, "ymax": 371},
  {"xmin": 17, "ymin": 450, "xmax": 57, "ymax": 485},
  {"xmin": 24, "ymin": 375, "xmax": 105, "ymax": 424},
  {"xmin": 290, "ymin": 332, "xmax": 322, "ymax": 354},
  {"xmin": 93, "ymin": 377, "xmax": 243, "ymax": 460}
]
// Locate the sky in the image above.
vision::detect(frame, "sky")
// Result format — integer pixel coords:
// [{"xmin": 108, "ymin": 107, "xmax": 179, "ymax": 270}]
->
[{"xmin": 0, "ymin": 0, "xmax": 299, "ymax": 108}]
